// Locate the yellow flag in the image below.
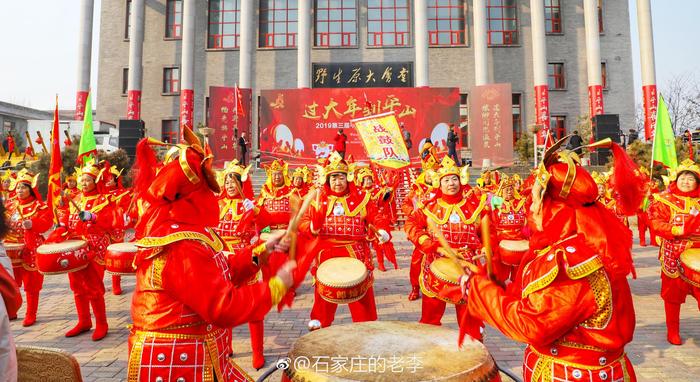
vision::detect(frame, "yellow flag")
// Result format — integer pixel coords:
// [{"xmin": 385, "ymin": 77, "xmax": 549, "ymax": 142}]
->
[{"xmin": 351, "ymin": 112, "xmax": 409, "ymax": 169}]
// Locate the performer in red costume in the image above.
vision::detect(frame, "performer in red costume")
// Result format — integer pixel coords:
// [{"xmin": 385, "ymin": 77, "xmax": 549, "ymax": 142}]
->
[
  {"xmin": 355, "ymin": 167, "xmax": 398, "ymax": 271},
  {"xmin": 291, "ymin": 166, "xmax": 312, "ymax": 198},
  {"xmin": 51, "ymin": 159, "xmax": 117, "ymax": 341},
  {"xmin": 490, "ymin": 175, "xmax": 529, "ymax": 282},
  {"xmin": 401, "ymin": 142, "xmax": 439, "ymax": 300},
  {"xmin": 1, "ymin": 171, "xmax": 17, "ymax": 203},
  {"xmin": 637, "ymin": 167, "xmax": 658, "ymax": 247},
  {"xmin": 102, "ymin": 163, "xmax": 130, "ymax": 295},
  {"xmin": 62, "ymin": 172, "xmax": 81, "ymax": 201},
  {"xmin": 593, "ymin": 171, "xmax": 629, "ymax": 226},
  {"xmin": 463, "ymin": 139, "xmax": 642, "ymax": 381},
  {"xmin": 127, "ymin": 129, "xmax": 296, "ymax": 382},
  {"xmin": 300, "ymin": 152, "xmax": 391, "ymax": 330},
  {"xmin": 4, "ymin": 170, "xmax": 52, "ymax": 326},
  {"xmin": 405, "ymin": 156, "xmax": 487, "ymax": 341},
  {"xmin": 648, "ymin": 159, "xmax": 700, "ymax": 345}
]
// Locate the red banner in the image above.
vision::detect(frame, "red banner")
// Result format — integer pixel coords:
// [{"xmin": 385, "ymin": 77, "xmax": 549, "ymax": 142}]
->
[
  {"xmin": 75, "ymin": 90, "xmax": 88, "ymax": 121},
  {"xmin": 642, "ymin": 84, "xmax": 658, "ymax": 140},
  {"xmin": 127, "ymin": 90, "xmax": 141, "ymax": 120},
  {"xmin": 469, "ymin": 83, "xmax": 514, "ymax": 168},
  {"xmin": 258, "ymin": 88, "xmax": 460, "ymax": 165},
  {"xmin": 588, "ymin": 85, "xmax": 604, "ymax": 117},
  {"xmin": 534, "ymin": 84, "xmax": 550, "ymax": 145},
  {"xmin": 179, "ymin": 89, "xmax": 194, "ymax": 139},
  {"xmin": 208, "ymin": 86, "xmax": 252, "ymax": 166}
]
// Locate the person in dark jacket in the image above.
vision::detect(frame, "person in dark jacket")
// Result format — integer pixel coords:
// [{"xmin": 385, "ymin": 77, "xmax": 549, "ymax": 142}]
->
[
  {"xmin": 566, "ymin": 130, "xmax": 584, "ymax": 155},
  {"xmin": 446, "ymin": 124, "xmax": 461, "ymax": 165},
  {"xmin": 334, "ymin": 129, "xmax": 348, "ymax": 159}
]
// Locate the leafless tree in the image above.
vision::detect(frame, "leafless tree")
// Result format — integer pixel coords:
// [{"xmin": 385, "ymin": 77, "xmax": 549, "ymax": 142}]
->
[{"xmin": 662, "ymin": 72, "xmax": 700, "ymax": 134}]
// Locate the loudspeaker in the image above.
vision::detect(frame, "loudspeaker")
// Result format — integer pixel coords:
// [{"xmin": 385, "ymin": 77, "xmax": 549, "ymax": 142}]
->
[
  {"xmin": 118, "ymin": 119, "xmax": 145, "ymax": 159},
  {"xmin": 592, "ymin": 114, "xmax": 620, "ymax": 165}
]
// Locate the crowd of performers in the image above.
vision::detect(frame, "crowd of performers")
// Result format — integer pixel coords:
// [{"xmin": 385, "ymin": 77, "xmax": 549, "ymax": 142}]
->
[{"xmin": 3, "ymin": 126, "xmax": 700, "ymax": 381}]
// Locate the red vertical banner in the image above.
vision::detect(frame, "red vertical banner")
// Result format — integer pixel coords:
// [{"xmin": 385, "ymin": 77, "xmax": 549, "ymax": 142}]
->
[
  {"xmin": 75, "ymin": 91, "xmax": 88, "ymax": 121},
  {"xmin": 208, "ymin": 86, "xmax": 252, "ymax": 166},
  {"xmin": 642, "ymin": 84, "xmax": 658, "ymax": 140},
  {"xmin": 469, "ymin": 83, "xmax": 514, "ymax": 167},
  {"xmin": 534, "ymin": 84, "xmax": 550, "ymax": 145},
  {"xmin": 179, "ymin": 89, "xmax": 194, "ymax": 139},
  {"xmin": 127, "ymin": 90, "xmax": 142, "ymax": 120},
  {"xmin": 256, "ymin": 88, "xmax": 460, "ymax": 165},
  {"xmin": 588, "ymin": 85, "xmax": 604, "ymax": 117}
]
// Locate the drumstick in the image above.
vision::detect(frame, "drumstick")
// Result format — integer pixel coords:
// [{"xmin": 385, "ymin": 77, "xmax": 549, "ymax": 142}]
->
[
  {"xmin": 426, "ymin": 219, "xmax": 478, "ymax": 274},
  {"xmin": 480, "ymin": 214, "xmax": 503, "ymax": 287},
  {"xmin": 285, "ymin": 187, "xmax": 319, "ymax": 261}
]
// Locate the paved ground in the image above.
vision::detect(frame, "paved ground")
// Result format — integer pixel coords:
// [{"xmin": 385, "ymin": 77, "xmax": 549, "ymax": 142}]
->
[{"xmin": 8, "ymin": 229, "xmax": 700, "ymax": 381}]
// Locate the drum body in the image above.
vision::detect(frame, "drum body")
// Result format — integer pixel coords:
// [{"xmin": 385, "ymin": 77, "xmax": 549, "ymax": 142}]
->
[
  {"xmin": 36, "ymin": 240, "xmax": 90, "ymax": 275},
  {"xmin": 284, "ymin": 321, "xmax": 498, "ymax": 382},
  {"xmin": 4, "ymin": 242, "xmax": 25, "ymax": 266},
  {"xmin": 680, "ymin": 248, "xmax": 700, "ymax": 287},
  {"xmin": 422, "ymin": 257, "xmax": 464, "ymax": 304},
  {"xmin": 316, "ymin": 257, "xmax": 372, "ymax": 304},
  {"xmin": 105, "ymin": 242, "xmax": 138, "ymax": 275},
  {"xmin": 498, "ymin": 240, "xmax": 529, "ymax": 266}
]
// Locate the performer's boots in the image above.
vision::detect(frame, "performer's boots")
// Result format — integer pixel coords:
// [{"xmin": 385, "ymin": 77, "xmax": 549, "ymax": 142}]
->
[
  {"xmin": 22, "ymin": 292, "xmax": 39, "ymax": 327},
  {"xmin": 66, "ymin": 295, "xmax": 92, "ymax": 337},
  {"xmin": 112, "ymin": 275, "xmax": 122, "ymax": 295},
  {"xmin": 408, "ymin": 285, "xmax": 421, "ymax": 301},
  {"xmin": 664, "ymin": 302, "xmax": 682, "ymax": 345},
  {"xmin": 249, "ymin": 321, "xmax": 265, "ymax": 370},
  {"xmin": 639, "ymin": 234, "xmax": 647, "ymax": 247},
  {"xmin": 91, "ymin": 295, "xmax": 109, "ymax": 341},
  {"xmin": 376, "ymin": 249, "xmax": 387, "ymax": 272}
]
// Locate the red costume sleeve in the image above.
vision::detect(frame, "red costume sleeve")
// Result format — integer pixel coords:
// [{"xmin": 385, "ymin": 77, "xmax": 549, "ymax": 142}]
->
[
  {"xmin": 0, "ymin": 262, "xmax": 21, "ymax": 318},
  {"xmin": 647, "ymin": 197, "xmax": 674, "ymax": 240},
  {"xmin": 226, "ymin": 244, "xmax": 262, "ymax": 287},
  {"xmin": 404, "ymin": 208, "xmax": 429, "ymax": 245},
  {"xmin": 162, "ymin": 241, "xmax": 274, "ymax": 329},
  {"xmin": 467, "ymin": 274, "xmax": 598, "ymax": 347},
  {"xmin": 29, "ymin": 203, "xmax": 53, "ymax": 234},
  {"xmin": 365, "ymin": 197, "xmax": 390, "ymax": 232}
]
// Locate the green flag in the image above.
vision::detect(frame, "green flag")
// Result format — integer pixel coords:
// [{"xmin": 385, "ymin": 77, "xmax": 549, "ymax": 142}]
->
[
  {"xmin": 652, "ymin": 94, "xmax": 678, "ymax": 169},
  {"xmin": 77, "ymin": 91, "xmax": 97, "ymax": 164}
]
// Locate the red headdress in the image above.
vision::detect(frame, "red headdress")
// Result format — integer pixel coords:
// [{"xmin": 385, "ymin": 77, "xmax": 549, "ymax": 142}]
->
[
  {"xmin": 530, "ymin": 137, "xmax": 645, "ymax": 279},
  {"xmin": 132, "ymin": 127, "xmax": 220, "ymax": 238}
]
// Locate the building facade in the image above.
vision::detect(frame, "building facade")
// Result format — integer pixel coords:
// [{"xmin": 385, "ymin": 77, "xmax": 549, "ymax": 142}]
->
[{"xmin": 96, "ymin": 0, "xmax": 635, "ymax": 154}]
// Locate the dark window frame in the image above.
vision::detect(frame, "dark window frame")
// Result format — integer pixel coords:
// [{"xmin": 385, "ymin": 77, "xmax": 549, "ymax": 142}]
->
[
  {"xmin": 486, "ymin": 0, "xmax": 519, "ymax": 46},
  {"xmin": 166, "ymin": 0, "xmax": 183, "ymax": 39},
  {"xmin": 259, "ymin": 0, "xmax": 298, "ymax": 49},
  {"xmin": 161, "ymin": 119, "xmax": 180, "ymax": 144},
  {"xmin": 162, "ymin": 67, "xmax": 181, "ymax": 95},
  {"xmin": 544, "ymin": 0, "xmax": 562, "ymax": 34},
  {"xmin": 547, "ymin": 62, "xmax": 566, "ymax": 90},
  {"xmin": 208, "ymin": 0, "xmax": 242, "ymax": 49},
  {"xmin": 367, "ymin": 0, "xmax": 411, "ymax": 47}
]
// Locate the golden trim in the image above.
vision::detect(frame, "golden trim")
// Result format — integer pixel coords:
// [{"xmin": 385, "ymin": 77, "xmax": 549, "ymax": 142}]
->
[
  {"xmin": 581, "ymin": 270, "xmax": 613, "ymax": 329},
  {"xmin": 565, "ymin": 255, "xmax": 604, "ymax": 279},
  {"xmin": 423, "ymin": 194, "xmax": 487, "ymax": 225},
  {"xmin": 522, "ymin": 260, "xmax": 559, "ymax": 298},
  {"xmin": 653, "ymin": 193, "xmax": 700, "ymax": 214},
  {"xmin": 324, "ymin": 192, "xmax": 372, "ymax": 217},
  {"xmin": 136, "ymin": 228, "xmax": 224, "ymax": 253},
  {"xmin": 529, "ymin": 346, "xmax": 629, "ymax": 381},
  {"xmin": 269, "ymin": 276, "xmax": 287, "ymax": 306},
  {"xmin": 179, "ymin": 147, "xmax": 201, "ymax": 184}
]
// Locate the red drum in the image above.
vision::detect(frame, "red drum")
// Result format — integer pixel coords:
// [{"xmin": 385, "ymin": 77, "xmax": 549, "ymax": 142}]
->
[
  {"xmin": 316, "ymin": 257, "xmax": 373, "ymax": 304},
  {"xmin": 36, "ymin": 240, "xmax": 90, "ymax": 275},
  {"xmin": 4, "ymin": 242, "xmax": 25, "ymax": 266},
  {"xmin": 680, "ymin": 249, "xmax": 700, "ymax": 288},
  {"xmin": 498, "ymin": 239, "xmax": 529, "ymax": 266},
  {"xmin": 105, "ymin": 242, "xmax": 138, "ymax": 275},
  {"xmin": 421, "ymin": 257, "xmax": 465, "ymax": 304}
]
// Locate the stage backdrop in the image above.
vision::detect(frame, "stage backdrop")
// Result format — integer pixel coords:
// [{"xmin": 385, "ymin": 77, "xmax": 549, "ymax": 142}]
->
[
  {"xmin": 209, "ymin": 86, "xmax": 252, "ymax": 166},
  {"xmin": 469, "ymin": 83, "xmax": 514, "ymax": 167},
  {"xmin": 258, "ymin": 88, "xmax": 460, "ymax": 165}
]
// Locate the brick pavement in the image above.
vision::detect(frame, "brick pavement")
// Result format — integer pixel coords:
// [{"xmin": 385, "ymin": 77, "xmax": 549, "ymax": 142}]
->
[{"xmin": 8, "ymin": 230, "xmax": 700, "ymax": 381}]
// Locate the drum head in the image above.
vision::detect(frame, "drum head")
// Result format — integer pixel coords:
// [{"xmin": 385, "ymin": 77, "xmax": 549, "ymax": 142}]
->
[
  {"xmin": 430, "ymin": 257, "xmax": 463, "ymax": 284},
  {"xmin": 499, "ymin": 240, "xmax": 529, "ymax": 252},
  {"xmin": 37, "ymin": 240, "xmax": 87, "ymax": 254},
  {"xmin": 681, "ymin": 249, "xmax": 700, "ymax": 271},
  {"xmin": 107, "ymin": 242, "xmax": 138, "ymax": 253},
  {"xmin": 287, "ymin": 321, "xmax": 496, "ymax": 382},
  {"xmin": 317, "ymin": 257, "xmax": 368, "ymax": 288}
]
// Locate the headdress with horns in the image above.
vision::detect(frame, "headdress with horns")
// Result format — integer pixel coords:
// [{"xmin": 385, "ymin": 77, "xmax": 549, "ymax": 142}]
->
[
  {"xmin": 15, "ymin": 169, "xmax": 41, "ymax": 201},
  {"xmin": 427, "ymin": 156, "xmax": 470, "ymax": 188},
  {"xmin": 316, "ymin": 152, "xmax": 349, "ymax": 184},
  {"xmin": 264, "ymin": 159, "xmax": 290, "ymax": 188}
]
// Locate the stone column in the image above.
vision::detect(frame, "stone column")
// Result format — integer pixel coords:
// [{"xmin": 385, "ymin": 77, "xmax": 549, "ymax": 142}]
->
[
  {"xmin": 239, "ymin": 0, "xmax": 254, "ymax": 89},
  {"xmin": 179, "ymin": 0, "xmax": 195, "ymax": 139},
  {"xmin": 473, "ymin": 0, "xmax": 489, "ymax": 85},
  {"xmin": 75, "ymin": 0, "xmax": 94, "ymax": 121},
  {"xmin": 583, "ymin": 0, "xmax": 604, "ymax": 117},
  {"xmin": 297, "ymin": 0, "xmax": 312, "ymax": 88},
  {"xmin": 126, "ymin": 0, "xmax": 145, "ymax": 120},
  {"xmin": 637, "ymin": 0, "xmax": 657, "ymax": 140},
  {"xmin": 414, "ymin": 0, "xmax": 429, "ymax": 87},
  {"xmin": 531, "ymin": 0, "xmax": 550, "ymax": 144}
]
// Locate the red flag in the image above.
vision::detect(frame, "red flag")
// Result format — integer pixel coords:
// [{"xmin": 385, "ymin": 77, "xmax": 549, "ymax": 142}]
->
[
  {"xmin": 48, "ymin": 96, "xmax": 63, "ymax": 223},
  {"xmin": 235, "ymin": 85, "xmax": 245, "ymax": 117}
]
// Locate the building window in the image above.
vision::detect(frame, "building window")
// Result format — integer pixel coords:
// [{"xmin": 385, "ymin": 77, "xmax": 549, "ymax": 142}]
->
[
  {"xmin": 428, "ymin": 0, "xmax": 466, "ymax": 46},
  {"xmin": 547, "ymin": 63, "xmax": 565, "ymax": 90},
  {"xmin": 601, "ymin": 62, "xmax": 608, "ymax": 89},
  {"xmin": 551, "ymin": 115, "xmax": 566, "ymax": 140},
  {"xmin": 163, "ymin": 67, "xmax": 180, "ymax": 94},
  {"xmin": 125, "ymin": 0, "xmax": 132, "ymax": 39},
  {"xmin": 122, "ymin": 68, "xmax": 129, "ymax": 95},
  {"xmin": 208, "ymin": 0, "xmax": 241, "ymax": 48},
  {"xmin": 598, "ymin": 0, "xmax": 604, "ymax": 33},
  {"xmin": 3, "ymin": 121, "xmax": 16, "ymax": 135},
  {"xmin": 459, "ymin": 93, "xmax": 469, "ymax": 146},
  {"xmin": 544, "ymin": 0, "xmax": 562, "ymax": 34},
  {"xmin": 162, "ymin": 120, "xmax": 179, "ymax": 144},
  {"xmin": 259, "ymin": 0, "xmax": 298, "ymax": 48},
  {"xmin": 315, "ymin": 0, "xmax": 357, "ymax": 47},
  {"xmin": 512, "ymin": 93, "xmax": 522, "ymax": 145},
  {"xmin": 367, "ymin": 0, "xmax": 410, "ymax": 47},
  {"xmin": 487, "ymin": 0, "xmax": 518, "ymax": 46},
  {"xmin": 166, "ymin": 0, "xmax": 182, "ymax": 38}
]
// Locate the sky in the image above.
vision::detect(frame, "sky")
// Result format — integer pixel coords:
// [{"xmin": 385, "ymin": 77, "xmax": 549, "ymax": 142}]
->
[{"xmin": 0, "ymin": 0, "xmax": 698, "ymax": 111}]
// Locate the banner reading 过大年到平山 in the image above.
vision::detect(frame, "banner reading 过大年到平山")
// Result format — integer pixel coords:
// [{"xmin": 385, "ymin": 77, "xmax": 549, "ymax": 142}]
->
[
  {"xmin": 352, "ymin": 112, "xmax": 410, "ymax": 169},
  {"xmin": 257, "ymin": 87, "xmax": 460, "ymax": 165}
]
